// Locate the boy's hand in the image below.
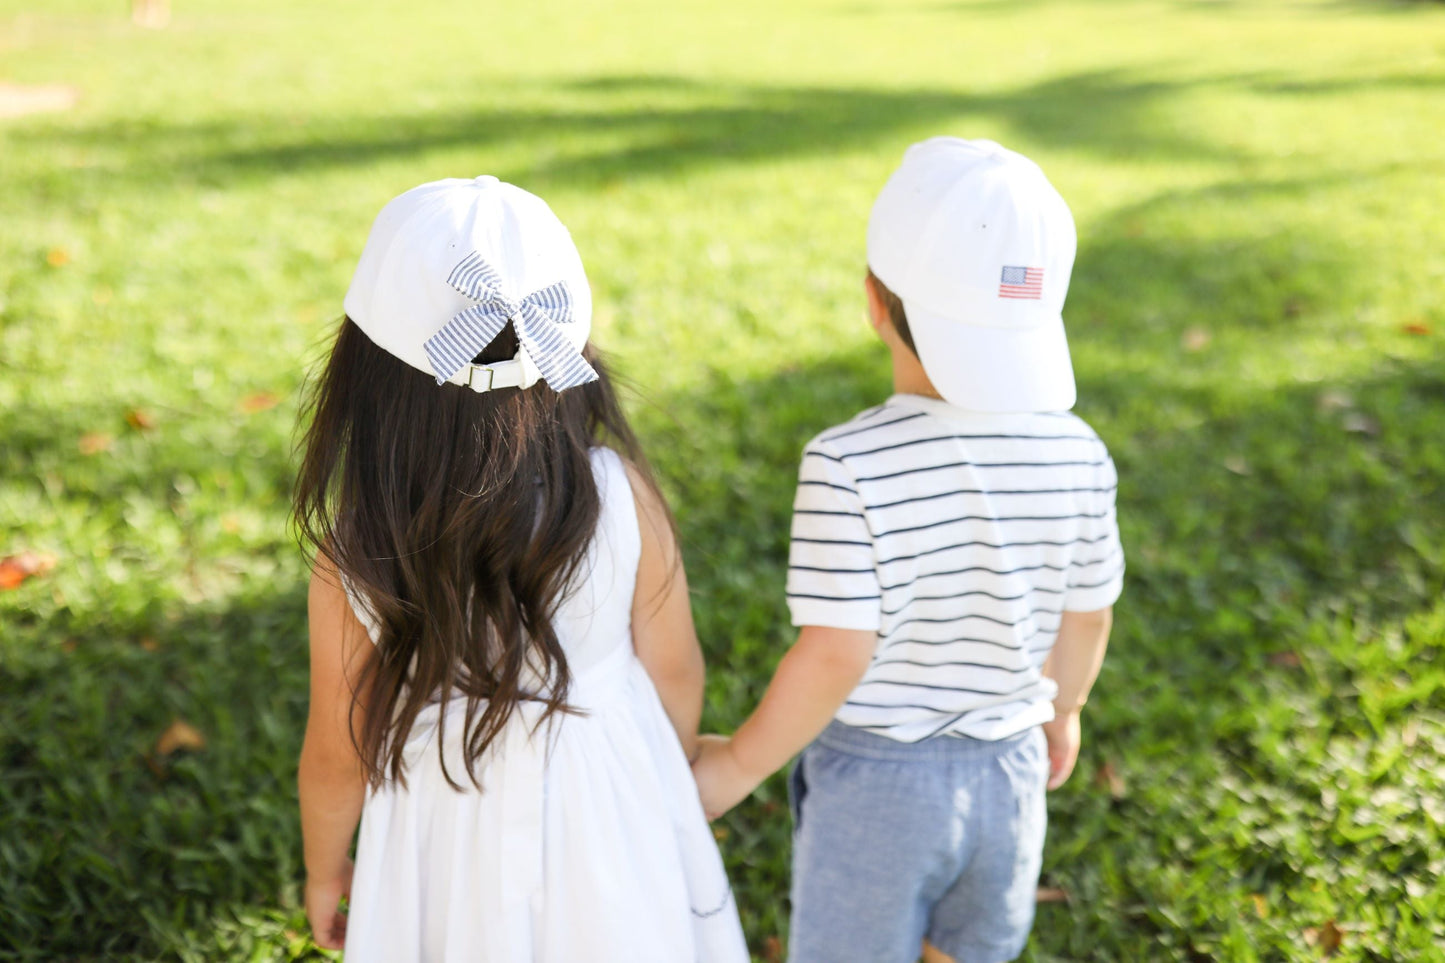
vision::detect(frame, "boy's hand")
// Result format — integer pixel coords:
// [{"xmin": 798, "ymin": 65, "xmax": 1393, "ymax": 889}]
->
[
  {"xmin": 692, "ymin": 734, "xmax": 763, "ymax": 820},
  {"xmin": 1041, "ymin": 710, "xmax": 1081, "ymax": 790},
  {"xmin": 305, "ymin": 860, "xmax": 353, "ymax": 950}
]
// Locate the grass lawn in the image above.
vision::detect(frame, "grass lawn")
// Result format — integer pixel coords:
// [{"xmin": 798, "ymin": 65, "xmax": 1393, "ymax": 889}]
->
[{"xmin": 3, "ymin": 0, "xmax": 1445, "ymax": 959}]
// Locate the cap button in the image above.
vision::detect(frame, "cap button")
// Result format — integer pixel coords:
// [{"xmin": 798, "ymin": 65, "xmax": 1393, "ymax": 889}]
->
[{"xmin": 474, "ymin": 175, "xmax": 499, "ymax": 188}]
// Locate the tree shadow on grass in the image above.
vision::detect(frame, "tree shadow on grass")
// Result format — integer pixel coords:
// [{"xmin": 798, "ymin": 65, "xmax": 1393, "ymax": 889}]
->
[{"xmin": 11, "ymin": 69, "xmax": 1270, "ymax": 195}]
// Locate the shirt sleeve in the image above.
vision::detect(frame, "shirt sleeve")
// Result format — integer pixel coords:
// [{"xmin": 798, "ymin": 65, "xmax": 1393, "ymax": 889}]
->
[
  {"xmin": 785, "ymin": 439, "xmax": 883, "ymax": 631},
  {"xmin": 1064, "ymin": 449, "xmax": 1125, "ymax": 612}
]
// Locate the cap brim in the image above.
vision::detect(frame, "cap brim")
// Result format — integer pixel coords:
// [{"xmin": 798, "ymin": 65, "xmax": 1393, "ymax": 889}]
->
[{"xmin": 904, "ymin": 305, "xmax": 1077, "ymax": 413}]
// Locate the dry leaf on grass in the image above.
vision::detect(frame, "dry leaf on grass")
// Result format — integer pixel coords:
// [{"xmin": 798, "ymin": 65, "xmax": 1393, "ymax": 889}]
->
[
  {"xmin": 1181, "ymin": 327, "xmax": 1212, "ymax": 352},
  {"xmin": 126, "ymin": 409, "xmax": 155, "ymax": 431},
  {"xmin": 78, "ymin": 432, "xmax": 113, "ymax": 455},
  {"xmin": 239, "ymin": 391, "xmax": 280, "ymax": 414},
  {"xmin": 1303, "ymin": 919, "xmax": 1344, "ymax": 955},
  {"xmin": 1250, "ymin": 893, "xmax": 1268, "ymax": 918},
  {"xmin": 1267, "ymin": 651, "xmax": 1302, "ymax": 668},
  {"xmin": 1402, "ymin": 321, "xmax": 1431, "ymax": 336},
  {"xmin": 0, "ymin": 551, "xmax": 58, "ymax": 590},
  {"xmin": 1093, "ymin": 760, "xmax": 1127, "ymax": 800},
  {"xmin": 139, "ymin": 637, "xmax": 160, "ymax": 653},
  {"xmin": 155, "ymin": 719, "xmax": 207, "ymax": 757},
  {"xmin": 762, "ymin": 936, "xmax": 784, "ymax": 963},
  {"xmin": 1035, "ymin": 886, "xmax": 1071, "ymax": 904}
]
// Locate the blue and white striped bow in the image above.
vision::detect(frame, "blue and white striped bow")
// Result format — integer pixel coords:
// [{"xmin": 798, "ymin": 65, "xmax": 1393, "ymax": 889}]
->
[{"xmin": 423, "ymin": 252, "xmax": 598, "ymax": 391}]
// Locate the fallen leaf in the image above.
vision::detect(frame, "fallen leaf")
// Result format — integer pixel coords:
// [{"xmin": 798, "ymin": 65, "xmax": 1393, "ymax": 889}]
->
[
  {"xmin": 1402, "ymin": 321, "xmax": 1431, "ymax": 336},
  {"xmin": 1342, "ymin": 413, "xmax": 1380, "ymax": 436},
  {"xmin": 712, "ymin": 826, "xmax": 729, "ymax": 842},
  {"xmin": 1093, "ymin": 760, "xmax": 1127, "ymax": 799},
  {"xmin": 1181, "ymin": 327, "xmax": 1211, "ymax": 352},
  {"xmin": 1303, "ymin": 919, "xmax": 1344, "ymax": 955},
  {"xmin": 1035, "ymin": 886, "xmax": 1071, "ymax": 904},
  {"xmin": 154, "ymin": 719, "xmax": 206, "ymax": 757},
  {"xmin": 239, "ymin": 391, "xmax": 280, "ymax": 414},
  {"xmin": 0, "ymin": 551, "xmax": 58, "ymax": 590},
  {"xmin": 1223, "ymin": 456, "xmax": 1250, "ymax": 476},
  {"xmin": 78, "ymin": 432, "xmax": 113, "ymax": 455},
  {"xmin": 1250, "ymin": 893, "xmax": 1268, "ymax": 918},
  {"xmin": 139, "ymin": 636, "xmax": 160, "ymax": 653},
  {"xmin": 762, "ymin": 936, "xmax": 784, "ymax": 963},
  {"xmin": 125, "ymin": 409, "xmax": 155, "ymax": 431},
  {"xmin": 1282, "ymin": 297, "xmax": 1304, "ymax": 319},
  {"xmin": 46, "ymin": 247, "xmax": 70, "ymax": 267},
  {"xmin": 1316, "ymin": 390, "xmax": 1354, "ymax": 413},
  {"xmin": 1267, "ymin": 651, "xmax": 1302, "ymax": 668},
  {"xmin": 60, "ymin": 639, "xmax": 78, "ymax": 654}
]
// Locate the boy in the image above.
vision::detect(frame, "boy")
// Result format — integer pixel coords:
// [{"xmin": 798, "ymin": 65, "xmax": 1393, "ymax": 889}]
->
[{"xmin": 692, "ymin": 138, "xmax": 1123, "ymax": 963}]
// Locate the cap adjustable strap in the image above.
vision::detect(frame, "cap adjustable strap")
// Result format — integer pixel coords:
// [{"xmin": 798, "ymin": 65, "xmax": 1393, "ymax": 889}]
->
[{"xmin": 447, "ymin": 358, "xmax": 529, "ymax": 393}]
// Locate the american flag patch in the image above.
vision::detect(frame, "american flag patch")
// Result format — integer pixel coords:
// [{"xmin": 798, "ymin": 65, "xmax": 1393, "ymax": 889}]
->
[{"xmin": 998, "ymin": 266, "xmax": 1044, "ymax": 300}]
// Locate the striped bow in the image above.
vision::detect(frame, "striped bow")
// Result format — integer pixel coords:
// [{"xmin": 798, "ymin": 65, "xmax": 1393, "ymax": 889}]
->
[{"xmin": 423, "ymin": 252, "xmax": 598, "ymax": 391}]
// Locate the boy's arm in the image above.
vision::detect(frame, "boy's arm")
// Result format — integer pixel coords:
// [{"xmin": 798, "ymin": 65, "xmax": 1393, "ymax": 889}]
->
[
  {"xmin": 298, "ymin": 563, "xmax": 375, "ymax": 949},
  {"xmin": 1039, "ymin": 605, "xmax": 1112, "ymax": 790},
  {"xmin": 693, "ymin": 625, "xmax": 874, "ymax": 818},
  {"xmin": 628, "ymin": 463, "xmax": 706, "ymax": 763}
]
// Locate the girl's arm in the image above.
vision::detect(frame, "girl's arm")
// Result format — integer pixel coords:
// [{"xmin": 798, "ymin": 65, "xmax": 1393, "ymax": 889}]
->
[
  {"xmin": 627, "ymin": 463, "xmax": 706, "ymax": 763},
  {"xmin": 297, "ymin": 563, "xmax": 375, "ymax": 950}
]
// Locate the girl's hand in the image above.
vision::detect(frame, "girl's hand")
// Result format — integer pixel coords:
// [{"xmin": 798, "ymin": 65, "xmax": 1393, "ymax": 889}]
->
[
  {"xmin": 691, "ymin": 734, "xmax": 761, "ymax": 820},
  {"xmin": 305, "ymin": 860, "xmax": 354, "ymax": 951},
  {"xmin": 1041, "ymin": 710, "xmax": 1082, "ymax": 790}
]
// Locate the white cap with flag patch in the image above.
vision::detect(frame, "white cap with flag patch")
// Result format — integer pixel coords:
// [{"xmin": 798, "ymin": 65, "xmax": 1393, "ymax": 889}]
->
[
  {"xmin": 343, "ymin": 175, "xmax": 597, "ymax": 393},
  {"xmin": 866, "ymin": 138, "xmax": 1077, "ymax": 412}
]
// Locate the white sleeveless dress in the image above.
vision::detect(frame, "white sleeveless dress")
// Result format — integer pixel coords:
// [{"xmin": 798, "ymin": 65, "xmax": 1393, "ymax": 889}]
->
[{"xmin": 342, "ymin": 448, "xmax": 748, "ymax": 963}]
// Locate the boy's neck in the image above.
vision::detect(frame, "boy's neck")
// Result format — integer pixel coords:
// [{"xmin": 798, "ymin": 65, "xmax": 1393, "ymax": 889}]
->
[{"xmin": 891, "ymin": 345, "xmax": 945, "ymax": 402}]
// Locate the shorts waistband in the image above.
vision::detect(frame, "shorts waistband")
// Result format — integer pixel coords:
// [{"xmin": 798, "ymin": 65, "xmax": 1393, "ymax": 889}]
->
[{"xmin": 813, "ymin": 719, "xmax": 1034, "ymax": 762}]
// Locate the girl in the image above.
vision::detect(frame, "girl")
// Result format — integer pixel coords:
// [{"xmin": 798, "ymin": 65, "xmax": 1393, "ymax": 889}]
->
[{"xmin": 293, "ymin": 176, "xmax": 747, "ymax": 962}]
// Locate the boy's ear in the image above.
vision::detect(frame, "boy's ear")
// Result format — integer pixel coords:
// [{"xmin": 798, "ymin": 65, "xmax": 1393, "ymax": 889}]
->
[{"xmin": 863, "ymin": 273, "xmax": 891, "ymax": 338}]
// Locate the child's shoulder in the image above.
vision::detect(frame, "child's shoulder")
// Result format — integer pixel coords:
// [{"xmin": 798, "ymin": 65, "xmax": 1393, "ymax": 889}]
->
[{"xmin": 803, "ymin": 400, "xmax": 924, "ymax": 458}]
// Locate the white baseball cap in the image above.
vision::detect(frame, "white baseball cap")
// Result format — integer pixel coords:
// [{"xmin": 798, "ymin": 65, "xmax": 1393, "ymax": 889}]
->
[
  {"xmin": 343, "ymin": 175, "xmax": 597, "ymax": 393},
  {"xmin": 866, "ymin": 138, "xmax": 1077, "ymax": 412}
]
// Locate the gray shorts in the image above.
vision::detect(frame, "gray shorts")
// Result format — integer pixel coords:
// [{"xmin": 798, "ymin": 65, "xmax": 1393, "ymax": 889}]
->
[{"xmin": 787, "ymin": 721, "xmax": 1048, "ymax": 963}]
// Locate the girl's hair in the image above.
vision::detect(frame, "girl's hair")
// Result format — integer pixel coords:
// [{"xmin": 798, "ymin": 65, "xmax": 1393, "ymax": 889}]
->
[{"xmin": 294, "ymin": 317, "xmax": 667, "ymax": 790}]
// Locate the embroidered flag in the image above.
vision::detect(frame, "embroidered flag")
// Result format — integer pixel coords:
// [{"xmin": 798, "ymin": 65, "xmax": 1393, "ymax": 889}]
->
[{"xmin": 998, "ymin": 266, "xmax": 1044, "ymax": 300}]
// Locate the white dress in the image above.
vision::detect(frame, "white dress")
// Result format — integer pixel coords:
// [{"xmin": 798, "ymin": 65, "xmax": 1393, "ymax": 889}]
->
[{"xmin": 343, "ymin": 448, "xmax": 748, "ymax": 962}]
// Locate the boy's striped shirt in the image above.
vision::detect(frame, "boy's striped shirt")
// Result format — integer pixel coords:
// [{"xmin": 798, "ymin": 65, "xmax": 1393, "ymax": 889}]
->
[{"xmin": 786, "ymin": 394, "xmax": 1124, "ymax": 743}]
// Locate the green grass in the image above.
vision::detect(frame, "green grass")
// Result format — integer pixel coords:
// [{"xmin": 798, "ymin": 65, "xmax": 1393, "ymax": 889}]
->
[{"xmin": 2, "ymin": 0, "xmax": 1444, "ymax": 959}]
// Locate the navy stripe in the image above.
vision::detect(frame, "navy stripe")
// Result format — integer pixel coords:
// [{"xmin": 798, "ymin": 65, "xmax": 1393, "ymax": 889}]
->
[
  {"xmin": 878, "ymin": 562, "xmax": 1065, "ymax": 592},
  {"xmin": 874, "ymin": 510, "xmax": 1110, "ymax": 539},
  {"xmin": 864, "ymin": 485, "xmax": 1117, "ymax": 512},
  {"xmin": 789, "ymin": 564, "xmax": 876, "ymax": 574},
  {"xmin": 880, "ymin": 625, "xmax": 1046, "ymax": 651},
  {"xmin": 854, "ymin": 459, "xmax": 1109, "ymax": 483},
  {"xmin": 872, "ymin": 656, "xmax": 1034, "ymax": 674},
  {"xmin": 794, "ymin": 509, "xmax": 867, "ymax": 519},
  {"xmin": 786, "ymin": 592, "xmax": 881, "ymax": 602},
  {"xmin": 816, "ymin": 411, "xmax": 927, "ymax": 443},
  {"xmin": 886, "ymin": 607, "xmax": 1060, "ymax": 632},
  {"xmin": 875, "ymin": 534, "xmax": 1113, "ymax": 568},
  {"xmin": 856, "ymin": 677, "xmax": 1039, "ymax": 698},
  {"xmin": 797, "ymin": 480, "xmax": 859, "ymax": 494},
  {"xmin": 791, "ymin": 537, "xmax": 872, "ymax": 547},
  {"xmin": 879, "ymin": 586, "xmax": 1064, "ymax": 615},
  {"xmin": 830, "ymin": 433, "xmax": 1103, "ymax": 459}
]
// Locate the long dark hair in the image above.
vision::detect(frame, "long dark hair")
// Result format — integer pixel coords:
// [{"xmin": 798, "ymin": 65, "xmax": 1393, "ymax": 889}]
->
[{"xmin": 294, "ymin": 317, "xmax": 665, "ymax": 790}]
